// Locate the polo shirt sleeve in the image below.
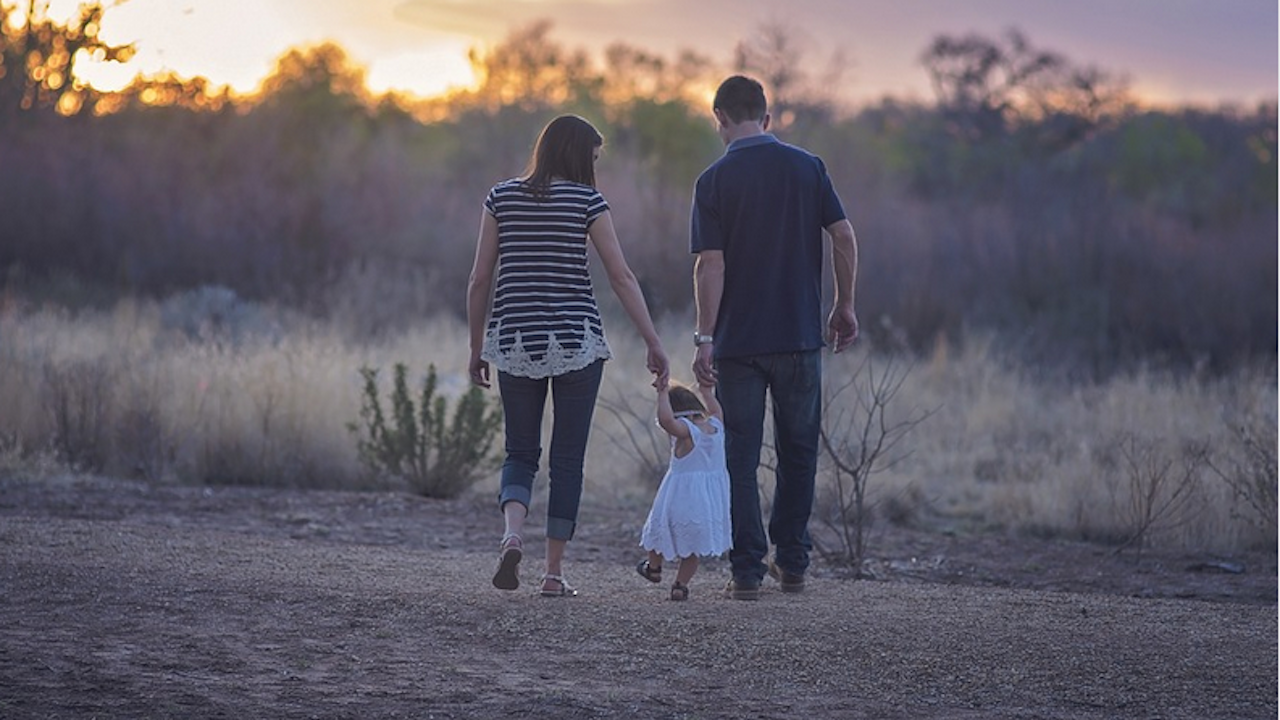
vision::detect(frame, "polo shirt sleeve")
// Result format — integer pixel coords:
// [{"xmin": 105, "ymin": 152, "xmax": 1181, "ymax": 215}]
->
[
  {"xmin": 690, "ymin": 172, "xmax": 722, "ymax": 253},
  {"xmin": 817, "ymin": 158, "xmax": 847, "ymax": 227}
]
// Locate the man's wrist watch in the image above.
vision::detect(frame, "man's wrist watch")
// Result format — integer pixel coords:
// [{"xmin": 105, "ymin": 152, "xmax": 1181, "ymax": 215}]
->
[{"xmin": 694, "ymin": 333, "xmax": 714, "ymax": 346}]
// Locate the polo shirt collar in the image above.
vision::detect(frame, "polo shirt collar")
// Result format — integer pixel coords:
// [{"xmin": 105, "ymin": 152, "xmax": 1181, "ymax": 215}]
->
[{"xmin": 726, "ymin": 133, "xmax": 778, "ymax": 153}]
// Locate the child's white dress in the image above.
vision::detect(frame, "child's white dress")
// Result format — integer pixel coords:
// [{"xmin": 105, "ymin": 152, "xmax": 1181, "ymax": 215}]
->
[{"xmin": 640, "ymin": 417, "xmax": 732, "ymax": 559}]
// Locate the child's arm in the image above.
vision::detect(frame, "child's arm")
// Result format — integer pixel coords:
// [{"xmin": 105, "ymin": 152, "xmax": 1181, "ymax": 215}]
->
[
  {"xmin": 656, "ymin": 385, "xmax": 692, "ymax": 442},
  {"xmin": 698, "ymin": 383, "xmax": 723, "ymax": 421}
]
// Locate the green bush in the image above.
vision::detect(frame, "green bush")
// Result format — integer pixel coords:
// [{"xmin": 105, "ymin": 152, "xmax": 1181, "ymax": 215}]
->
[{"xmin": 347, "ymin": 363, "xmax": 502, "ymax": 498}]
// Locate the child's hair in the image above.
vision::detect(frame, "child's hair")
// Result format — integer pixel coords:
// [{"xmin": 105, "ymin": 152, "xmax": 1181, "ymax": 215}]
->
[{"xmin": 668, "ymin": 383, "xmax": 707, "ymax": 417}]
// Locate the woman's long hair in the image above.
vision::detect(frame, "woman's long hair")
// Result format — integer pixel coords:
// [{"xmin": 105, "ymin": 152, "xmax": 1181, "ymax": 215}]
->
[{"xmin": 521, "ymin": 115, "xmax": 602, "ymax": 196}]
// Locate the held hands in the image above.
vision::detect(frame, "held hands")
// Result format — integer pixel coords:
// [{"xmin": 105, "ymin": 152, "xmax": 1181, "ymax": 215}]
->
[
  {"xmin": 692, "ymin": 342, "xmax": 717, "ymax": 387},
  {"xmin": 646, "ymin": 342, "xmax": 670, "ymax": 389},
  {"xmin": 827, "ymin": 305, "xmax": 860, "ymax": 353}
]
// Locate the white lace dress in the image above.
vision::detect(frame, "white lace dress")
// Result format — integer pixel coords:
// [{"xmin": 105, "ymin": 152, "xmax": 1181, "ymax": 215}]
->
[{"xmin": 640, "ymin": 417, "xmax": 732, "ymax": 560}]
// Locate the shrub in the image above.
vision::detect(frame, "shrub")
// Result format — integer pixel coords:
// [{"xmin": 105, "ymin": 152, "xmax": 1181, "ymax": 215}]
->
[
  {"xmin": 42, "ymin": 358, "xmax": 111, "ymax": 472},
  {"xmin": 1209, "ymin": 411, "xmax": 1278, "ymax": 544},
  {"xmin": 347, "ymin": 363, "xmax": 502, "ymax": 498}
]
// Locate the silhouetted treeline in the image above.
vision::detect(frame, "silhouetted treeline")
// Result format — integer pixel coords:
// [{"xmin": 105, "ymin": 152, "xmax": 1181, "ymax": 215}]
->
[{"xmin": 1, "ymin": 7, "xmax": 1275, "ymax": 375}]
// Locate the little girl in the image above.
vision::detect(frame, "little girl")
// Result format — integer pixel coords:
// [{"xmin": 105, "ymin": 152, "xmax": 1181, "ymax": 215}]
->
[{"xmin": 636, "ymin": 380, "xmax": 731, "ymax": 600}]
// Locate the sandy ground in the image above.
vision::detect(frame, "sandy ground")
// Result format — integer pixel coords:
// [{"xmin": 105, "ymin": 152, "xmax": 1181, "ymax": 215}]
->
[{"xmin": 1, "ymin": 475, "xmax": 1275, "ymax": 719}]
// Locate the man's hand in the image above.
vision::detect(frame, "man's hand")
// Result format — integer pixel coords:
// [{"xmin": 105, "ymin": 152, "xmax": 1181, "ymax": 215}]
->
[
  {"xmin": 692, "ymin": 342, "xmax": 717, "ymax": 387},
  {"xmin": 827, "ymin": 305, "xmax": 859, "ymax": 353}
]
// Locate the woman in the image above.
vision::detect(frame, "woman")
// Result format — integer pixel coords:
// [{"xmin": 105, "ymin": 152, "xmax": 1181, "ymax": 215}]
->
[{"xmin": 467, "ymin": 114, "xmax": 669, "ymax": 597}]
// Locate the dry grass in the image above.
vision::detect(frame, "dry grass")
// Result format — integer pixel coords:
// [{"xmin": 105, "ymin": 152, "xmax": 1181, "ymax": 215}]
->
[{"xmin": 0, "ymin": 294, "xmax": 1273, "ymax": 554}]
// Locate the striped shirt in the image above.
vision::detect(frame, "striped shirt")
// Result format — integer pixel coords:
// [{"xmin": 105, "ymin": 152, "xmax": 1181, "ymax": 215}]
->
[{"xmin": 480, "ymin": 178, "xmax": 613, "ymax": 379}]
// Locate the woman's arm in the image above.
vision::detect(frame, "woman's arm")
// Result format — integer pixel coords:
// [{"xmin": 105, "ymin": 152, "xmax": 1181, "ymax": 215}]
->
[
  {"xmin": 587, "ymin": 210, "xmax": 669, "ymax": 386},
  {"xmin": 466, "ymin": 210, "xmax": 500, "ymax": 388}
]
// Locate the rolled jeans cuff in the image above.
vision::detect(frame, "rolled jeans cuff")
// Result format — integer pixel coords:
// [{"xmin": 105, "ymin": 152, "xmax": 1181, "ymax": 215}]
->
[
  {"xmin": 545, "ymin": 516, "xmax": 576, "ymax": 541},
  {"xmin": 498, "ymin": 484, "xmax": 532, "ymax": 512}
]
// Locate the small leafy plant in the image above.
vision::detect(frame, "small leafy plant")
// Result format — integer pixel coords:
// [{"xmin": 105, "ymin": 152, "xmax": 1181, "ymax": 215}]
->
[{"xmin": 347, "ymin": 363, "xmax": 502, "ymax": 498}]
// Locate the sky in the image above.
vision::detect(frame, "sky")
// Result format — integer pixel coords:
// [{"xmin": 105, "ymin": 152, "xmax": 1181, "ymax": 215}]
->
[{"xmin": 49, "ymin": 0, "xmax": 1280, "ymax": 108}]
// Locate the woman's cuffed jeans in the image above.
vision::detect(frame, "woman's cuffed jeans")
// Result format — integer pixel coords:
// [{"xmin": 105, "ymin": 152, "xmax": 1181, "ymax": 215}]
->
[{"xmin": 496, "ymin": 360, "xmax": 604, "ymax": 541}]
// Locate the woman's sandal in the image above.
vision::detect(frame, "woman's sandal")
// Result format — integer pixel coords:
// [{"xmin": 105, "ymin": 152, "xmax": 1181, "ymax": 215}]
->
[
  {"xmin": 539, "ymin": 573, "xmax": 578, "ymax": 598},
  {"xmin": 669, "ymin": 582, "xmax": 689, "ymax": 601},
  {"xmin": 635, "ymin": 559, "xmax": 662, "ymax": 584},
  {"xmin": 492, "ymin": 533, "xmax": 523, "ymax": 591}
]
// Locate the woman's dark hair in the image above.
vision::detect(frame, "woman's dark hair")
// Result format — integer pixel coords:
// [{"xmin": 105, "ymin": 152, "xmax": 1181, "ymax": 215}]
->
[
  {"xmin": 522, "ymin": 115, "xmax": 603, "ymax": 194},
  {"xmin": 668, "ymin": 384, "xmax": 707, "ymax": 416},
  {"xmin": 713, "ymin": 75, "xmax": 767, "ymax": 124}
]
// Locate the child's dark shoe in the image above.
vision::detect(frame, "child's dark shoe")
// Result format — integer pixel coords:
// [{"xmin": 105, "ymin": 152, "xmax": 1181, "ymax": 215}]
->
[
  {"xmin": 669, "ymin": 582, "xmax": 689, "ymax": 601},
  {"xmin": 636, "ymin": 559, "xmax": 662, "ymax": 583}
]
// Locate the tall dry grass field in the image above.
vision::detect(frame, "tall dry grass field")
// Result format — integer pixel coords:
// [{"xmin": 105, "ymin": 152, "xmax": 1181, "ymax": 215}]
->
[{"xmin": 0, "ymin": 294, "xmax": 1273, "ymax": 554}]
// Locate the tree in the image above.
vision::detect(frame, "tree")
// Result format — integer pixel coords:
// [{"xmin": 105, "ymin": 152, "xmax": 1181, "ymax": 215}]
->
[
  {"xmin": 921, "ymin": 28, "xmax": 1127, "ymax": 145},
  {"xmin": 602, "ymin": 42, "xmax": 715, "ymax": 108},
  {"xmin": 732, "ymin": 22, "xmax": 844, "ymax": 130},
  {"xmin": 96, "ymin": 70, "xmax": 232, "ymax": 113},
  {"xmin": 0, "ymin": 0, "xmax": 133, "ymax": 121},
  {"xmin": 255, "ymin": 41, "xmax": 371, "ymax": 112},
  {"xmin": 464, "ymin": 20, "xmax": 600, "ymax": 113}
]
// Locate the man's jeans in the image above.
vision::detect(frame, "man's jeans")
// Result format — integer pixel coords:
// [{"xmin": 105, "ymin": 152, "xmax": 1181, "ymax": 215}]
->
[
  {"xmin": 496, "ymin": 360, "xmax": 604, "ymax": 541},
  {"xmin": 716, "ymin": 350, "xmax": 822, "ymax": 584}
]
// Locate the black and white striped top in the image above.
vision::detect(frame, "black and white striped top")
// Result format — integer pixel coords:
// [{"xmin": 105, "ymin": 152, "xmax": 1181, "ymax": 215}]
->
[{"xmin": 480, "ymin": 178, "xmax": 613, "ymax": 379}]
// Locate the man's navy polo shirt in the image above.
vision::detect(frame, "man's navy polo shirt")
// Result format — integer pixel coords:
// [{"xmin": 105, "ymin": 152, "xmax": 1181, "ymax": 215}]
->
[{"xmin": 690, "ymin": 133, "xmax": 847, "ymax": 360}]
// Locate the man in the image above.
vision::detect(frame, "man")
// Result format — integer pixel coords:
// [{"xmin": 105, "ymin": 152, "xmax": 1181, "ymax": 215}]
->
[{"xmin": 690, "ymin": 75, "xmax": 859, "ymax": 601}]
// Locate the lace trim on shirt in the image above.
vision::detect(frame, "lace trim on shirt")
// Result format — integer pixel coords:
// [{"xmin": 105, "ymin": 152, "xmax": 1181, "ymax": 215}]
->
[{"xmin": 482, "ymin": 318, "xmax": 612, "ymax": 378}]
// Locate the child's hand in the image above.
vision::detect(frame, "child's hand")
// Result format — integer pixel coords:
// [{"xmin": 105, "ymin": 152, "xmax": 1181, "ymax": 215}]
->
[{"xmin": 653, "ymin": 375, "xmax": 669, "ymax": 392}]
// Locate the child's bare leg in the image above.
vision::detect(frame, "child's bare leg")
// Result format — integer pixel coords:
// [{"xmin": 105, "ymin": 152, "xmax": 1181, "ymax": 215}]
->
[
  {"xmin": 675, "ymin": 555, "xmax": 699, "ymax": 585},
  {"xmin": 636, "ymin": 550, "xmax": 664, "ymax": 583}
]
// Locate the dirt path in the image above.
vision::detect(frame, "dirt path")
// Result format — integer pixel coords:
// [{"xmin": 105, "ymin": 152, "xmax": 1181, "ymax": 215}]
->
[{"xmin": 1, "ymin": 476, "xmax": 1276, "ymax": 719}]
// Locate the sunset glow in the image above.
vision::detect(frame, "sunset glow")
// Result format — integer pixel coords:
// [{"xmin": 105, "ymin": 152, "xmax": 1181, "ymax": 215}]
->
[
  {"xmin": 363, "ymin": 42, "xmax": 477, "ymax": 98},
  {"xmin": 37, "ymin": 0, "xmax": 1280, "ymax": 106}
]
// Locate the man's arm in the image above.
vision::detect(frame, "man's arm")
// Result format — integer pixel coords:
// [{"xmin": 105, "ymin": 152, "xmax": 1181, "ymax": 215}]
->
[
  {"xmin": 692, "ymin": 250, "xmax": 725, "ymax": 386},
  {"xmin": 826, "ymin": 219, "xmax": 859, "ymax": 353}
]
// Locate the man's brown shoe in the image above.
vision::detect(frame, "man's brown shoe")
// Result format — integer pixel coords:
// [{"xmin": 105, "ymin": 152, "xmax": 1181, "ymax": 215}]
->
[
  {"xmin": 723, "ymin": 578, "xmax": 761, "ymax": 601},
  {"xmin": 768, "ymin": 559, "xmax": 806, "ymax": 594}
]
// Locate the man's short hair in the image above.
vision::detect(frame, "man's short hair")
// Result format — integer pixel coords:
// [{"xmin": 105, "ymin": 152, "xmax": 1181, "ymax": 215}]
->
[{"xmin": 713, "ymin": 75, "xmax": 767, "ymax": 124}]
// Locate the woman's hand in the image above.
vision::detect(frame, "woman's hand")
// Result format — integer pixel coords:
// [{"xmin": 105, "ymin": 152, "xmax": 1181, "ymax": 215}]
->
[{"xmin": 469, "ymin": 355, "xmax": 491, "ymax": 389}]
